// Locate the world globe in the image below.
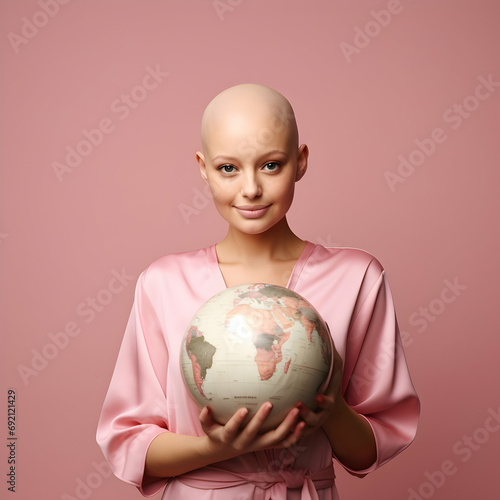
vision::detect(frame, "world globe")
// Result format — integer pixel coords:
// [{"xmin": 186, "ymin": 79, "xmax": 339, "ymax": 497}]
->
[{"xmin": 180, "ymin": 283, "xmax": 334, "ymax": 432}]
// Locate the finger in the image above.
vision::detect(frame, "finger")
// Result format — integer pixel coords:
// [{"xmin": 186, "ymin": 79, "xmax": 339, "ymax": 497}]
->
[
  {"xmin": 314, "ymin": 394, "xmax": 334, "ymax": 410},
  {"xmin": 295, "ymin": 402, "xmax": 325, "ymax": 429},
  {"xmin": 274, "ymin": 407, "xmax": 302, "ymax": 437},
  {"xmin": 295, "ymin": 402, "xmax": 312, "ymax": 419},
  {"xmin": 241, "ymin": 402, "xmax": 273, "ymax": 437},
  {"xmin": 199, "ymin": 406, "xmax": 215, "ymax": 428},
  {"xmin": 263, "ymin": 406, "xmax": 300, "ymax": 442},
  {"xmin": 224, "ymin": 403, "xmax": 272, "ymax": 451},
  {"xmin": 278, "ymin": 406, "xmax": 301, "ymax": 429},
  {"xmin": 255, "ymin": 407, "xmax": 302, "ymax": 450},
  {"xmin": 200, "ymin": 406, "xmax": 226, "ymax": 436},
  {"xmin": 223, "ymin": 407, "xmax": 249, "ymax": 437},
  {"xmin": 279, "ymin": 420, "xmax": 306, "ymax": 448}
]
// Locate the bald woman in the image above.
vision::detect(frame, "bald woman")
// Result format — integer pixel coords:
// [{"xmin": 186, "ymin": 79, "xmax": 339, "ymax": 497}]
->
[{"xmin": 97, "ymin": 84, "xmax": 420, "ymax": 499}]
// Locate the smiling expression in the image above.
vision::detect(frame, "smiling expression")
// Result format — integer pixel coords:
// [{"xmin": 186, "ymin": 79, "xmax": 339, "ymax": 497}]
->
[{"xmin": 196, "ymin": 85, "xmax": 308, "ymax": 236}]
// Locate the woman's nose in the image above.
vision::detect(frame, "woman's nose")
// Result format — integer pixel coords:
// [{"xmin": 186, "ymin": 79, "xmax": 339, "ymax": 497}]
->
[{"xmin": 240, "ymin": 171, "xmax": 262, "ymax": 199}]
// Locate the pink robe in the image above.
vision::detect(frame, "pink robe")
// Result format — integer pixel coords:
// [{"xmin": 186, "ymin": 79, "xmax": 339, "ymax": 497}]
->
[{"xmin": 96, "ymin": 242, "xmax": 420, "ymax": 499}]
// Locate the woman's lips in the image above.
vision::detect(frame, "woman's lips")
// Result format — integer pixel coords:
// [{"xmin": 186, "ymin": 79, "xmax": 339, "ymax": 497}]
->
[{"xmin": 234, "ymin": 205, "xmax": 271, "ymax": 219}]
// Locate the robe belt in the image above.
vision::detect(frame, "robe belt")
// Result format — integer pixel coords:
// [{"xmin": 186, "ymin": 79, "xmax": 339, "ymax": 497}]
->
[{"xmin": 175, "ymin": 462, "xmax": 336, "ymax": 500}]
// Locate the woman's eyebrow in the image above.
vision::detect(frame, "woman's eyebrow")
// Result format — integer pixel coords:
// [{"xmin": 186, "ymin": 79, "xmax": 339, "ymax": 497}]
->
[
  {"xmin": 212, "ymin": 150, "xmax": 288, "ymax": 164},
  {"xmin": 212, "ymin": 155, "xmax": 238, "ymax": 163}
]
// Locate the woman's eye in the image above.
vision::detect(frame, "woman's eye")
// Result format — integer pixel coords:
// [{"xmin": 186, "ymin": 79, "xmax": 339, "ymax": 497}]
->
[
  {"xmin": 219, "ymin": 164, "xmax": 236, "ymax": 173},
  {"xmin": 263, "ymin": 162, "xmax": 280, "ymax": 171}
]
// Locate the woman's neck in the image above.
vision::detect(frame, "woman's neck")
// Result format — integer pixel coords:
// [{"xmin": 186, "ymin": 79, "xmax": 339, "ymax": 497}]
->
[{"xmin": 216, "ymin": 218, "xmax": 306, "ymax": 266}]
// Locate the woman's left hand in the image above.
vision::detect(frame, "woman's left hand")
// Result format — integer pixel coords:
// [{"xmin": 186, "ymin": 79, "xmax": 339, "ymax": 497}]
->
[
  {"xmin": 295, "ymin": 345, "xmax": 377, "ymax": 470},
  {"xmin": 295, "ymin": 344, "xmax": 345, "ymax": 436}
]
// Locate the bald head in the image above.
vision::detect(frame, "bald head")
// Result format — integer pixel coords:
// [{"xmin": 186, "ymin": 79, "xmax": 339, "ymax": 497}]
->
[{"xmin": 200, "ymin": 84, "xmax": 299, "ymax": 155}]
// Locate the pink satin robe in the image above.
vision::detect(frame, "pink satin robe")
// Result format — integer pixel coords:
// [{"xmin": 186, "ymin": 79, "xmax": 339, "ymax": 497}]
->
[{"xmin": 96, "ymin": 242, "xmax": 420, "ymax": 499}]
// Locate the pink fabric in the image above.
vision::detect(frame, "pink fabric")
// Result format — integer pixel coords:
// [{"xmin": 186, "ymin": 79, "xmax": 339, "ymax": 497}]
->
[
  {"xmin": 174, "ymin": 462, "xmax": 335, "ymax": 500},
  {"xmin": 96, "ymin": 242, "xmax": 420, "ymax": 499}
]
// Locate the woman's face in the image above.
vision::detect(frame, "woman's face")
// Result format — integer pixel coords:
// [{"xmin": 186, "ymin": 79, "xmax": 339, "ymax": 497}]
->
[{"xmin": 197, "ymin": 107, "xmax": 308, "ymax": 236}]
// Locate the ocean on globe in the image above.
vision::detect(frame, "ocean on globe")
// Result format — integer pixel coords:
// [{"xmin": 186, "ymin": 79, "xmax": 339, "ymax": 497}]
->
[{"xmin": 180, "ymin": 283, "xmax": 334, "ymax": 432}]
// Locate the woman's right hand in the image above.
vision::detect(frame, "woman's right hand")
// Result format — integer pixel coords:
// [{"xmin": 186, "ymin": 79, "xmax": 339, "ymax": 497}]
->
[{"xmin": 199, "ymin": 402, "xmax": 305, "ymax": 460}]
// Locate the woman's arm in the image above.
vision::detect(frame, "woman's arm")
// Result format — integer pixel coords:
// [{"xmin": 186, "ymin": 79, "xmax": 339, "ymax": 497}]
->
[
  {"xmin": 145, "ymin": 402, "xmax": 305, "ymax": 479},
  {"xmin": 144, "ymin": 431, "xmax": 216, "ymax": 480},
  {"xmin": 320, "ymin": 395, "xmax": 377, "ymax": 470},
  {"xmin": 296, "ymin": 347, "xmax": 377, "ymax": 471}
]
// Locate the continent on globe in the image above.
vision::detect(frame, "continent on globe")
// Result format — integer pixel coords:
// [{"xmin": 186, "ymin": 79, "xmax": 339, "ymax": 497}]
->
[
  {"xmin": 226, "ymin": 289, "xmax": 329, "ymax": 381},
  {"xmin": 180, "ymin": 283, "xmax": 334, "ymax": 432},
  {"xmin": 184, "ymin": 326, "xmax": 216, "ymax": 397}
]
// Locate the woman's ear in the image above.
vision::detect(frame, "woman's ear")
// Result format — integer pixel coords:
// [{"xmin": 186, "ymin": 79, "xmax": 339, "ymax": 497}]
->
[
  {"xmin": 196, "ymin": 152, "xmax": 208, "ymax": 184},
  {"xmin": 295, "ymin": 144, "xmax": 309, "ymax": 182}
]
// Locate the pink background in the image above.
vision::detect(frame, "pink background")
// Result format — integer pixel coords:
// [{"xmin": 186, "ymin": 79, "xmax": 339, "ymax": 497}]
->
[{"xmin": 1, "ymin": 1, "xmax": 499, "ymax": 499}]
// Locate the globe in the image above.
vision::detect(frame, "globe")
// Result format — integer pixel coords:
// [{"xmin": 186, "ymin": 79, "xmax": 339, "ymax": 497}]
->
[{"xmin": 180, "ymin": 283, "xmax": 334, "ymax": 432}]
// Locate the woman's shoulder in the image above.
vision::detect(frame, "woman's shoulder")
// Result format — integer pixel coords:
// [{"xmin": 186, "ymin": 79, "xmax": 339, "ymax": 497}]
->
[
  {"xmin": 140, "ymin": 245, "xmax": 215, "ymax": 282},
  {"xmin": 302, "ymin": 244, "xmax": 389, "ymax": 304},
  {"xmin": 310, "ymin": 243, "xmax": 384, "ymax": 274}
]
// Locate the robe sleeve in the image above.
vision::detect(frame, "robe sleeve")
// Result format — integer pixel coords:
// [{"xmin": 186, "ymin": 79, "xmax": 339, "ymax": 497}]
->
[
  {"xmin": 96, "ymin": 270, "xmax": 171, "ymax": 496},
  {"xmin": 338, "ymin": 266, "xmax": 420, "ymax": 477}
]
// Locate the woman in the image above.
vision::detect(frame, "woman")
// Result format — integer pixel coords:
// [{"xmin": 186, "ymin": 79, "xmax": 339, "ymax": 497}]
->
[{"xmin": 97, "ymin": 83, "xmax": 420, "ymax": 499}]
